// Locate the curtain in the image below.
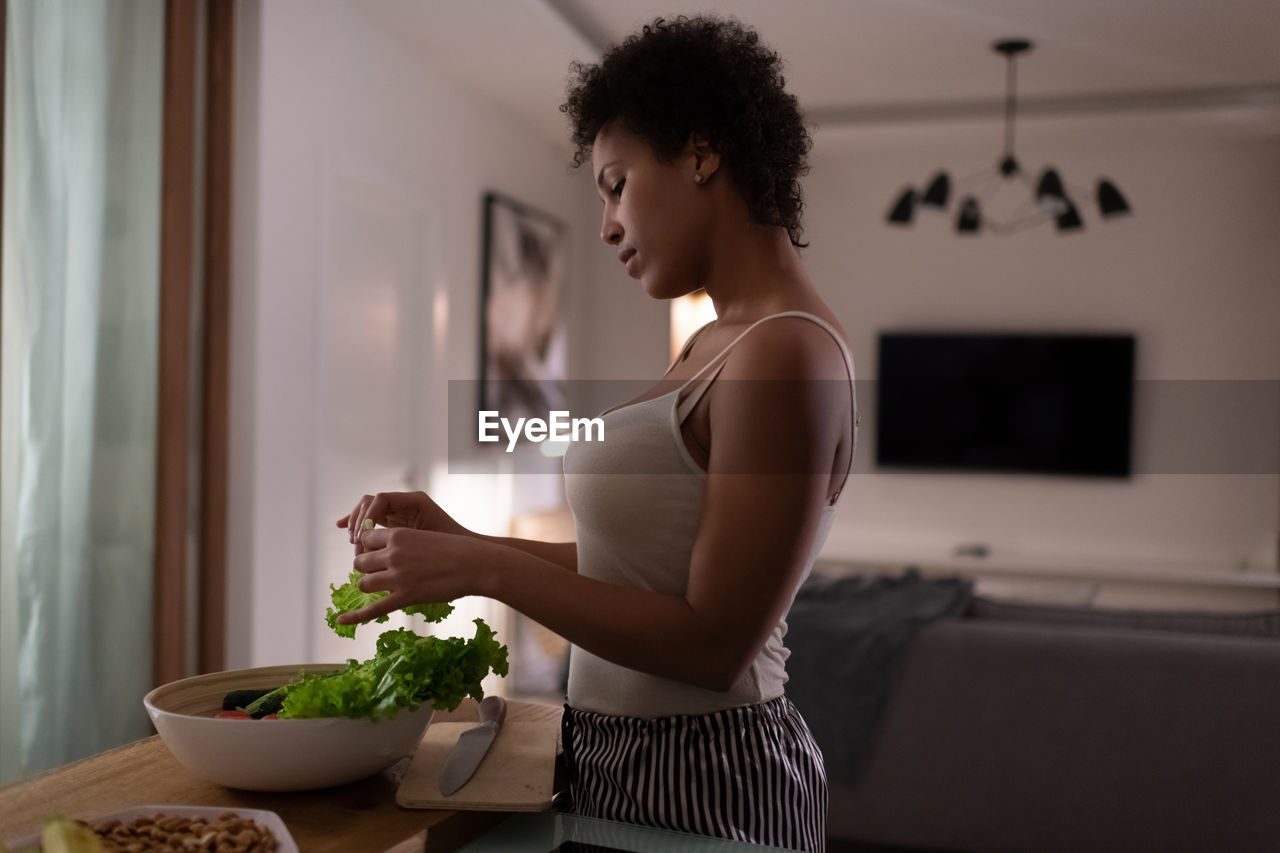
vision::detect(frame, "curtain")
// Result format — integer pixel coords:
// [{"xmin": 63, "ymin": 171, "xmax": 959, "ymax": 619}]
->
[{"xmin": 0, "ymin": 0, "xmax": 165, "ymax": 783}]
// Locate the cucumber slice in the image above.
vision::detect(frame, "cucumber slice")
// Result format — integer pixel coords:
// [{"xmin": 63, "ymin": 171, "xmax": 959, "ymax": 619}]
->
[{"xmin": 222, "ymin": 688, "xmax": 283, "ymax": 717}]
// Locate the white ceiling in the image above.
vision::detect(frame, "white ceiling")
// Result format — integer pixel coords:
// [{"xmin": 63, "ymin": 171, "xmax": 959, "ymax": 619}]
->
[{"xmin": 362, "ymin": 0, "xmax": 1280, "ymax": 148}]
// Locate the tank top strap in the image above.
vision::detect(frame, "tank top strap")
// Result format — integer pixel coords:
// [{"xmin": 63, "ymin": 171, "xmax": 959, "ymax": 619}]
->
[
  {"xmin": 675, "ymin": 311, "xmax": 857, "ymax": 431},
  {"xmin": 675, "ymin": 360, "xmax": 728, "ymax": 423},
  {"xmin": 674, "ymin": 314, "xmax": 780, "ymax": 423}
]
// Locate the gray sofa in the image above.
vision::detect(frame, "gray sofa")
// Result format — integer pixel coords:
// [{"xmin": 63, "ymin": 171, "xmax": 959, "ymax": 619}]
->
[{"xmin": 789, "ymin": 576, "xmax": 1280, "ymax": 853}]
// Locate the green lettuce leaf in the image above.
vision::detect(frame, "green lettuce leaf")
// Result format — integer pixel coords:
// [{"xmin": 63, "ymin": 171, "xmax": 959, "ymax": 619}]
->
[
  {"xmin": 325, "ymin": 570, "xmax": 455, "ymax": 638},
  {"xmin": 256, "ymin": 619, "xmax": 509, "ymax": 720}
]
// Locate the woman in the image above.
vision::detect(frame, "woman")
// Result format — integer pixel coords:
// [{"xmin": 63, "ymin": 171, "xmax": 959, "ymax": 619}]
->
[{"xmin": 337, "ymin": 16, "xmax": 855, "ymax": 851}]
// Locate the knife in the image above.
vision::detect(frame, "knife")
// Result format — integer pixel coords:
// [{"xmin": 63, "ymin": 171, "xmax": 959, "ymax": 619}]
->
[{"xmin": 437, "ymin": 695, "xmax": 506, "ymax": 796}]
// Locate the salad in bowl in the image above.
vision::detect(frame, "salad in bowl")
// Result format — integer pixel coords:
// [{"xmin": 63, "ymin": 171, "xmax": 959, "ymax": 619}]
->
[{"xmin": 143, "ymin": 572, "xmax": 508, "ymax": 791}]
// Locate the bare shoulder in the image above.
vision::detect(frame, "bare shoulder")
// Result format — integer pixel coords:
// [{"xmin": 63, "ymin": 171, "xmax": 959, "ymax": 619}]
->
[{"xmin": 719, "ymin": 312, "xmax": 852, "ymax": 382}]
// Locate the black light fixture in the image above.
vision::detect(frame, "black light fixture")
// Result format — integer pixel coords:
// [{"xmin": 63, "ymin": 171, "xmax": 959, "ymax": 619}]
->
[
  {"xmin": 887, "ymin": 188, "xmax": 916, "ymax": 223},
  {"xmin": 1097, "ymin": 179, "xmax": 1131, "ymax": 216},
  {"xmin": 886, "ymin": 38, "xmax": 1132, "ymax": 236},
  {"xmin": 956, "ymin": 197, "xmax": 981, "ymax": 233},
  {"xmin": 921, "ymin": 172, "xmax": 950, "ymax": 207}
]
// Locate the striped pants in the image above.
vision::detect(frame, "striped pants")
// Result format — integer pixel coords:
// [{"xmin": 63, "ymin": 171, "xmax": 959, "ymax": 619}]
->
[{"xmin": 560, "ymin": 696, "xmax": 827, "ymax": 851}]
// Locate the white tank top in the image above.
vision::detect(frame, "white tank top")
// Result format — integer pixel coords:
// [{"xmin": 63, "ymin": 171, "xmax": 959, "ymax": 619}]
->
[{"xmin": 562, "ymin": 311, "xmax": 858, "ymax": 718}]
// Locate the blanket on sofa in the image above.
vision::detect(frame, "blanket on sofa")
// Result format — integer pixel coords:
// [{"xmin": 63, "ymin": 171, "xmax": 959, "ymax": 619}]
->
[{"xmin": 785, "ymin": 568, "xmax": 973, "ymax": 785}]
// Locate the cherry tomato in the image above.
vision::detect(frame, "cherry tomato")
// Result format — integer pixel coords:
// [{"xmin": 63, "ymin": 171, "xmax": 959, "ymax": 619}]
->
[
  {"xmin": 263, "ymin": 714, "xmax": 279, "ymax": 719},
  {"xmin": 215, "ymin": 710, "xmax": 253, "ymax": 719}
]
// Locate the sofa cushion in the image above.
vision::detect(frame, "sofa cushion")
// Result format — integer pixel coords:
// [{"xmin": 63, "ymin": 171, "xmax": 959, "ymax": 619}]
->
[
  {"xmin": 966, "ymin": 595, "xmax": 1280, "ymax": 638},
  {"xmin": 828, "ymin": 619, "xmax": 1280, "ymax": 852}
]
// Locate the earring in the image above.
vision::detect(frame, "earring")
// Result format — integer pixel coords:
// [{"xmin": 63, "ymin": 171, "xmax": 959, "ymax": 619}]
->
[{"xmin": 694, "ymin": 173, "xmax": 704, "ymax": 184}]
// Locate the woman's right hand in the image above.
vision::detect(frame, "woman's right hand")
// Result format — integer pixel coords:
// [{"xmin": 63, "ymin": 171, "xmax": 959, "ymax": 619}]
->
[{"xmin": 335, "ymin": 491, "xmax": 468, "ymax": 553}]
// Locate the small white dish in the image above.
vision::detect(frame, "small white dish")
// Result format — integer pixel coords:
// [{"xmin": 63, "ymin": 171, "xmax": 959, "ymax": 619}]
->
[{"xmin": 6, "ymin": 804, "xmax": 298, "ymax": 852}]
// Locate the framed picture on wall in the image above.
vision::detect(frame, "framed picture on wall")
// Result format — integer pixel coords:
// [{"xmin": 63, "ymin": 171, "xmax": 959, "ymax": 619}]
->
[{"xmin": 479, "ymin": 192, "xmax": 569, "ymax": 429}]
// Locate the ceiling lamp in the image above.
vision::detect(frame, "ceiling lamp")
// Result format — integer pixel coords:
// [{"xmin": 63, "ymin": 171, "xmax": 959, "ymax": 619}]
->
[{"xmin": 886, "ymin": 38, "xmax": 1132, "ymax": 236}]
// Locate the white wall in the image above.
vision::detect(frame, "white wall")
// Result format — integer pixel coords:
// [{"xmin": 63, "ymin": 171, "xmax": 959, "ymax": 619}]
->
[
  {"xmin": 228, "ymin": 0, "xmax": 599, "ymax": 668},
  {"xmin": 574, "ymin": 224, "xmax": 671, "ymax": 381},
  {"xmin": 801, "ymin": 121, "xmax": 1280, "ymax": 582}
]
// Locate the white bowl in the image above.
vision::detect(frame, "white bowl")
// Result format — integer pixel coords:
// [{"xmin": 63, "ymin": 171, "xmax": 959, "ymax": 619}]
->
[
  {"xmin": 7, "ymin": 806, "xmax": 299, "ymax": 853},
  {"xmin": 143, "ymin": 664, "xmax": 434, "ymax": 791}
]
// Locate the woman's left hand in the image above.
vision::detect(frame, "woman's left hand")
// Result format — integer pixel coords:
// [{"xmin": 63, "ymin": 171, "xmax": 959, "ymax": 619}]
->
[{"xmin": 335, "ymin": 527, "xmax": 483, "ymax": 625}]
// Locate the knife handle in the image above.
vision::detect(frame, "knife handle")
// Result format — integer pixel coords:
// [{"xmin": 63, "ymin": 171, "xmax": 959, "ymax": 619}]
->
[{"xmin": 478, "ymin": 695, "xmax": 506, "ymax": 727}]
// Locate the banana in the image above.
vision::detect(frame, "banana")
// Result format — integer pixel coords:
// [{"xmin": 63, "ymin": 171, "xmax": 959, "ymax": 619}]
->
[{"xmin": 39, "ymin": 818, "xmax": 104, "ymax": 853}]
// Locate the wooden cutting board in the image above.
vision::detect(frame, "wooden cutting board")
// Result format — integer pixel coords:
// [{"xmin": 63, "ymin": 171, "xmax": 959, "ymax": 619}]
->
[{"xmin": 396, "ymin": 719, "xmax": 560, "ymax": 811}]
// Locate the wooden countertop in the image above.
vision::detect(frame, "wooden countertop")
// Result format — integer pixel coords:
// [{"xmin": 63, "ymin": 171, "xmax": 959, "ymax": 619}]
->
[{"xmin": 0, "ymin": 698, "xmax": 563, "ymax": 853}]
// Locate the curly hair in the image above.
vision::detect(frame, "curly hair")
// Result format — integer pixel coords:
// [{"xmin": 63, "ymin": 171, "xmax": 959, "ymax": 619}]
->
[{"xmin": 561, "ymin": 15, "xmax": 812, "ymax": 247}]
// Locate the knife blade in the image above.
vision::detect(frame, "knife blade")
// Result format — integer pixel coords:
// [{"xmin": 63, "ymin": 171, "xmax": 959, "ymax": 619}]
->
[{"xmin": 437, "ymin": 695, "xmax": 506, "ymax": 796}]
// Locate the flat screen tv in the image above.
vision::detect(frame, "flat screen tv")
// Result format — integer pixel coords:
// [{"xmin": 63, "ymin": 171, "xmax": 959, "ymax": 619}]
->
[{"xmin": 876, "ymin": 332, "xmax": 1135, "ymax": 477}]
